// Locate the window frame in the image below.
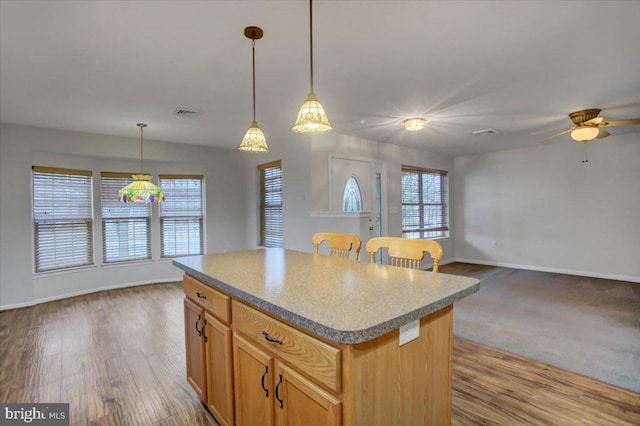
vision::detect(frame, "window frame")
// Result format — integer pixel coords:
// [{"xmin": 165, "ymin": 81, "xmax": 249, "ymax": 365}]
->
[
  {"xmin": 32, "ymin": 166, "xmax": 94, "ymax": 273},
  {"xmin": 258, "ymin": 160, "xmax": 283, "ymax": 248},
  {"xmin": 401, "ymin": 165, "xmax": 449, "ymax": 240},
  {"xmin": 158, "ymin": 174, "xmax": 205, "ymax": 258}
]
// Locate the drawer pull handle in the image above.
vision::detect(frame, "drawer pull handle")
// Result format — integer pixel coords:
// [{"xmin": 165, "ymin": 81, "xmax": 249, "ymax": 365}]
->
[
  {"xmin": 261, "ymin": 365, "xmax": 269, "ymax": 397},
  {"xmin": 195, "ymin": 314, "xmax": 202, "ymax": 337},
  {"xmin": 196, "ymin": 292, "xmax": 207, "ymax": 299},
  {"xmin": 275, "ymin": 373, "xmax": 284, "ymax": 408},
  {"xmin": 262, "ymin": 331, "xmax": 283, "ymax": 345}
]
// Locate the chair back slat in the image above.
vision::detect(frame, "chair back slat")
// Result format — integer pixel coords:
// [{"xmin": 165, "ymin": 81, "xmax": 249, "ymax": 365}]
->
[
  {"xmin": 313, "ymin": 232, "xmax": 362, "ymax": 261},
  {"xmin": 366, "ymin": 237, "xmax": 442, "ymax": 272}
]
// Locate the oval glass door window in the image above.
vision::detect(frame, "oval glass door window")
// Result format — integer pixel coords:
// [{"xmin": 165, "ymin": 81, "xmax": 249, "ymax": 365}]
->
[{"xmin": 343, "ymin": 176, "xmax": 363, "ymax": 212}]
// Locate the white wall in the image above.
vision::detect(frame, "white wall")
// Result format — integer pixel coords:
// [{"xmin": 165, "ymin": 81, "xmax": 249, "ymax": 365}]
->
[
  {"xmin": 0, "ymin": 123, "xmax": 247, "ymax": 309},
  {"xmin": 454, "ymin": 134, "xmax": 640, "ymax": 281}
]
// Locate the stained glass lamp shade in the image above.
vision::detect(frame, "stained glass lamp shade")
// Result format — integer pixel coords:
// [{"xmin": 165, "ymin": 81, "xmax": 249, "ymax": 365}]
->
[{"xmin": 119, "ymin": 123, "xmax": 165, "ymax": 203}]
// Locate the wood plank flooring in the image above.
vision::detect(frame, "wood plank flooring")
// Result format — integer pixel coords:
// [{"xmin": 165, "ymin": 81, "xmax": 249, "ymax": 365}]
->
[{"xmin": 1, "ymin": 281, "xmax": 638, "ymax": 425}]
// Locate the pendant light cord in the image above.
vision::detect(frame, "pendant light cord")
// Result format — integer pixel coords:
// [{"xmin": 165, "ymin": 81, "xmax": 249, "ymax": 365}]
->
[
  {"xmin": 309, "ymin": 0, "xmax": 314, "ymax": 93},
  {"xmin": 252, "ymin": 39, "xmax": 256, "ymax": 121},
  {"xmin": 140, "ymin": 125, "xmax": 144, "ymax": 172}
]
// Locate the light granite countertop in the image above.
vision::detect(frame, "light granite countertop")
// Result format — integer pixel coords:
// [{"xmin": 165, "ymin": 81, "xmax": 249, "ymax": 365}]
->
[{"xmin": 173, "ymin": 248, "xmax": 479, "ymax": 344}]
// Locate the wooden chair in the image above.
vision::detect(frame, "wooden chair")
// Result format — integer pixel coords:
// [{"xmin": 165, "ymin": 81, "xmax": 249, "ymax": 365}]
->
[
  {"xmin": 312, "ymin": 232, "xmax": 362, "ymax": 261},
  {"xmin": 365, "ymin": 237, "xmax": 443, "ymax": 272}
]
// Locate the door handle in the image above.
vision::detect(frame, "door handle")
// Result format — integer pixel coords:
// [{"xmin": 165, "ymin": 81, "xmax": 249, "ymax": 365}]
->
[
  {"xmin": 261, "ymin": 365, "xmax": 269, "ymax": 397},
  {"xmin": 275, "ymin": 373, "xmax": 284, "ymax": 408}
]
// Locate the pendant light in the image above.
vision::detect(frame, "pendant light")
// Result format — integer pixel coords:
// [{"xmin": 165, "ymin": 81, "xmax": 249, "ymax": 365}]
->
[
  {"xmin": 239, "ymin": 26, "xmax": 269, "ymax": 152},
  {"xmin": 118, "ymin": 123, "xmax": 165, "ymax": 203},
  {"xmin": 292, "ymin": 0, "xmax": 332, "ymax": 134}
]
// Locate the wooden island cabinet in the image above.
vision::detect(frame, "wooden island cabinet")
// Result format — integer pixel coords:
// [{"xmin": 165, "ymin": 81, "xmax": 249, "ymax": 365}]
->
[{"xmin": 175, "ymin": 249, "xmax": 479, "ymax": 426}]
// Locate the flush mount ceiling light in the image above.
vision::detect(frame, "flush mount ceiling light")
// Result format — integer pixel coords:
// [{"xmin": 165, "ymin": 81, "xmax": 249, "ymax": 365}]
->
[
  {"xmin": 292, "ymin": 0, "xmax": 332, "ymax": 134},
  {"xmin": 239, "ymin": 26, "xmax": 269, "ymax": 153},
  {"xmin": 118, "ymin": 123, "xmax": 165, "ymax": 203},
  {"xmin": 403, "ymin": 117, "xmax": 426, "ymax": 132}
]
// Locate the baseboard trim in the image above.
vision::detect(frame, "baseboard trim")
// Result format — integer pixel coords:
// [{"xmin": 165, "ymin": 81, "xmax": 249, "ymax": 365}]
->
[
  {"xmin": 454, "ymin": 258, "xmax": 640, "ymax": 283},
  {"xmin": 0, "ymin": 277, "xmax": 182, "ymax": 311}
]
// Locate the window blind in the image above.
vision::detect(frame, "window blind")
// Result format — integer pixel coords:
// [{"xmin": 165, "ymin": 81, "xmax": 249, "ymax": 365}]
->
[
  {"xmin": 258, "ymin": 161, "xmax": 283, "ymax": 247},
  {"xmin": 32, "ymin": 166, "xmax": 94, "ymax": 272},
  {"xmin": 159, "ymin": 175, "xmax": 204, "ymax": 257},
  {"xmin": 100, "ymin": 172, "xmax": 151, "ymax": 263},
  {"xmin": 401, "ymin": 166, "xmax": 449, "ymax": 239}
]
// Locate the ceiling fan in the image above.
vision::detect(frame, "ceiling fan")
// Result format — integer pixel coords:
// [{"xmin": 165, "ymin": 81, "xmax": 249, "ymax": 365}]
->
[{"xmin": 533, "ymin": 109, "xmax": 640, "ymax": 143}]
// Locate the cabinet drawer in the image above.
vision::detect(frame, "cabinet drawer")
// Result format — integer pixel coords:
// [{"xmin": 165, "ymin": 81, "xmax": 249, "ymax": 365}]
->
[
  {"xmin": 232, "ymin": 300, "xmax": 341, "ymax": 392},
  {"xmin": 184, "ymin": 274, "xmax": 231, "ymax": 324}
]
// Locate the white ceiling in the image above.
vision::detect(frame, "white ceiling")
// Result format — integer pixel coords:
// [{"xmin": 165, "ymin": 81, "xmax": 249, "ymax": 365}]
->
[{"xmin": 1, "ymin": 0, "xmax": 639, "ymax": 157}]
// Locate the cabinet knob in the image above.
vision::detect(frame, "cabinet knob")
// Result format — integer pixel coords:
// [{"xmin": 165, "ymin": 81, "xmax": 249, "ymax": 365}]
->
[
  {"xmin": 196, "ymin": 292, "xmax": 207, "ymax": 299},
  {"xmin": 195, "ymin": 314, "xmax": 202, "ymax": 337}
]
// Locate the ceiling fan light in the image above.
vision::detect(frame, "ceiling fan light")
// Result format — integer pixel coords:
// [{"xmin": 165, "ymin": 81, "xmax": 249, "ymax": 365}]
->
[
  {"xmin": 570, "ymin": 126, "xmax": 600, "ymax": 142},
  {"xmin": 404, "ymin": 117, "xmax": 426, "ymax": 132},
  {"xmin": 239, "ymin": 121, "xmax": 269, "ymax": 152},
  {"xmin": 292, "ymin": 92, "xmax": 333, "ymax": 133}
]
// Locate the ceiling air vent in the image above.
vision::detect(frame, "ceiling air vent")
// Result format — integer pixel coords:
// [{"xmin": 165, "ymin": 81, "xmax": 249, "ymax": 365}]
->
[
  {"xmin": 174, "ymin": 107, "xmax": 201, "ymax": 118},
  {"xmin": 471, "ymin": 128, "xmax": 497, "ymax": 135}
]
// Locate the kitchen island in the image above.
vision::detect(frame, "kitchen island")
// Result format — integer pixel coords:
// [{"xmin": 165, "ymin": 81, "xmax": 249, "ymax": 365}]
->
[{"xmin": 173, "ymin": 249, "xmax": 479, "ymax": 426}]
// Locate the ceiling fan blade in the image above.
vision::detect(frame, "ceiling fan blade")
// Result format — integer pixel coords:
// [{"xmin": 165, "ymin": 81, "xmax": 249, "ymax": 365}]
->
[
  {"xmin": 583, "ymin": 117, "xmax": 604, "ymax": 125},
  {"xmin": 531, "ymin": 127, "xmax": 571, "ymax": 135},
  {"xmin": 601, "ymin": 118, "xmax": 640, "ymax": 127},
  {"xmin": 596, "ymin": 129, "xmax": 610, "ymax": 139},
  {"xmin": 539, "ymin": 129, "xmax": 571, "ymax": 142}
]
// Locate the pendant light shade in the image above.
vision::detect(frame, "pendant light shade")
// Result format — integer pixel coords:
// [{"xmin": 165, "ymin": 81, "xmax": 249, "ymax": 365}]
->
[
  {"xmin": 119, "ymin": 123, "xmax": 165, "ymax": 203},
  {"xmin": 292, "ymin": 0, "xmax": 332, "ymax": 134},
  {"xmin": 239, "ymin": 26, "xmax": 269, "ymax": 153},
  {"xmin": 292, "ymin": 91, "xmax": 332, "ymax": 133},
  {"xmin": 239, "ymin": 120, "xmax": 268, "ymax": 152}
]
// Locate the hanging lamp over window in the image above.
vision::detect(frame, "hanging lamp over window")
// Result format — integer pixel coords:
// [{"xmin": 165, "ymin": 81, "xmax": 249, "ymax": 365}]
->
[
  {"xmin": 239, "ymin": 26, "xmax": 269, "ymax": 153},
  {"xmin": 118, "ymin": 123, "xmax": 165, "ymax": 203},
  {"xmin": 292, "ymin": 0, "xmax": 332, "ymax": 134}
]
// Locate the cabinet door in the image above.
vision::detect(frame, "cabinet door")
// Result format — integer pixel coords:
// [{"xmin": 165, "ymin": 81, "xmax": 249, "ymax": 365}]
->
[
  {"xmin": 275, "ymin": 363, "xmax": 341, "ymax": 426},
  {"xmin": 184, "ymin": 297, "xmax": 207, "ymax": 401},
  {"xmin": 233, "ymin": 334, "xmax": 274, "ymax": 426},
  {"xmin": 204, "ymin": 312, "xmax": 234, "ymax": 426}
]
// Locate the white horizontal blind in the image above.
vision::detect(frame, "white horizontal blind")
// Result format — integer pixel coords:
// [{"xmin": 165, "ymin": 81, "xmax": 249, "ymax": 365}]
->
[
  {"xmin": 401, "ymin": 166, "xmax": 449, "ymax": 239},
  {"xmin": 33, "ymin": 166, "xmax": 94, "ymax": 272},
  {"xmin": 259, "ymin": 161, "xmax": 283, "ymax": 247},
  {"xmin": 159, "ymin": 175, "xmax": 204, "ymax": 257},
  {"xmin": 101, "ymin": 172, "xmax": 151, "ymax": 263}
]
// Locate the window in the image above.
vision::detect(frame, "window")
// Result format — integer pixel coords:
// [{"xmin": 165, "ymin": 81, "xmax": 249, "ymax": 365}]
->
[
  {"xmin": 258, "ymin": 161, "xmax": 283, "ymax": 247},
  {"xmin": 342, "ymin": 176, "xmax": 363, "ymax": 212},
  {"xmin": 32, "ymin": 166, "xmax": 94, "ymax": 272},
  {"xmin": 401, "ymin": 166, "xmax": 449, "ymax": 239},
  {"xmin": 101, "ymin": 172, "xmax": 151, "ymax": 263},
  {"xmin": 159, "ymin": 175, "xmax": 204, "ymax": 257}
]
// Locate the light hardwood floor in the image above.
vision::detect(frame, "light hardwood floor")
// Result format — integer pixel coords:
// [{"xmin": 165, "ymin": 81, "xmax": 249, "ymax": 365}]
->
[{"xmin": 1, "ymin": 280, "xmax": 638, "ymax": 425}]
